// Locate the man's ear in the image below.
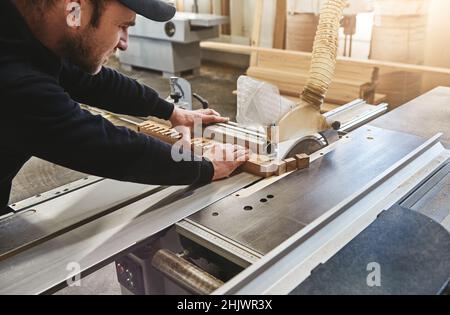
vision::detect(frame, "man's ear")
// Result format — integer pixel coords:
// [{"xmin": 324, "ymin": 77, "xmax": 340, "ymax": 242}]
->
[{"xmin": 65, "ymin": 0, "xmax": 81, "ymax": 29}]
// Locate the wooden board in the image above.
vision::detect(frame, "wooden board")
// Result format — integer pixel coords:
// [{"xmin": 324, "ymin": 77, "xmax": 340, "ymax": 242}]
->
[
  {"xmin": 247, "ymin": 66, "xmax": 374, "ymax": 105},
  {"xmin": 220, "ymin": 0, "xmax": 231, "ymax": 35},
  {"xmin": 176, "ymin": 0, "xmax": 184, "ymax": 11},
  {"xmin": 273, "ymin": 0, "xmax": 287, "ymax": 50},
  {"xmin": 138, "ymin": 120, "xmax": 310, "ymax": 178},
  {"xmin": 246, "ymin": 48, "xmax": 378, "ymax": 107},
  {"xmin": 250, "ymin": 0, "xmax": 264, "ymax": 67},
  {"xmin": 286, "ymin": 13, "xmax": 318, "ymax": 52},
  {"xmin": 371, "ymin": 14, "xmax": 428, "ymax": 65}
]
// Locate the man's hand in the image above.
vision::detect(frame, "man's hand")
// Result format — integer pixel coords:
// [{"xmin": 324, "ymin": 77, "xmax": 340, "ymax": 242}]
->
[
  {"xmin": 169, "ymin": 107, "xmax": 229, "ymax": 131},
  {"xmin": 169, "ymin": 108, "xmax": 247, "ymax": 181},
  {"xmin": 204, "ymin": 144, "xmax": 250, "ymax": 181}
]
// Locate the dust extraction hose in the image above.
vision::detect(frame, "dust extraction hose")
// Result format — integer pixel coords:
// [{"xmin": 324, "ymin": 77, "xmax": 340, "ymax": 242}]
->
[{"xmin": 301, "ymin": 0, "xmax": 348, "ymax": 111}]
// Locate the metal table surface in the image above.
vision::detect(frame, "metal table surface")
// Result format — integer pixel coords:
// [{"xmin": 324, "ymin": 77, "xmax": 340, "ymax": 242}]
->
[
  {"xmin": 401, "ymin": 161, "xmax": 450, "ymax": 224},
  {"xmin": 371, "ymin": 86, "xmax": 450, "ymax": 149},
  {"xmin": 0, "ymin": 173, "xmax": 258, "ymax": 295},
  {"xmin": 187, "ymin": 126, "xmax": 427, "ymax": 255}
]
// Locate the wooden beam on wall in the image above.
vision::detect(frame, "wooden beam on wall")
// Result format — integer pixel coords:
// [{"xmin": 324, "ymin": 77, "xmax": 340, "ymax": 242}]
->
[
  {"xmin": 250, "ymin": 0, "xmax": 264, "ymax": 66},
  {"xmin": 221, "ymin": 0, "xmax": 231, "ymax": 35},
  {"xmin": 273, "ymin": 0, "xmax": 287, "ymax": 49},
  {"xmin": 230, "ymin": 0, "xmax": 244, "ymax": 37},
  {"xmin": 176, "ymin": 0, "xmax": 184, "ymax": 11},
  {"xmin": 209, "ymin": 0, "xmax": 214, "ymax": 14}
]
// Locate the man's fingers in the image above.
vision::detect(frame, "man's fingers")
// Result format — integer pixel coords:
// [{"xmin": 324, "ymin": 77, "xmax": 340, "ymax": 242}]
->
[
  {"xmin": 202, "ymin": 114, "xmax": 230, "ymax": 125},
  {"xmin": 207, "ymin": 143, "xmax": 249, "ymax": 162},
  {"xmin": 206, "ymin": 109, "xmax": 221, "ymax": 116},
  {"xmin": 198, "ymin": 108, "xmax": 221, "ymax": 117},
  {"xmin": 210, "ymin": 145, "xmax": 250, "ymax": 181},
  {"xmin": 211, "ymin": 109, "xmax": 221, "ymax": 117},
  {"xmin": 234, "ymin": 149, "xmax": 250, "ymax": 162}
]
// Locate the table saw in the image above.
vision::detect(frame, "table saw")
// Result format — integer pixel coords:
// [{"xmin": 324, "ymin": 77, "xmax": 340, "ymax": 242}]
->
[{"xmin": 0, "ymin": 88, "xmax": 449, "ymax": 295}]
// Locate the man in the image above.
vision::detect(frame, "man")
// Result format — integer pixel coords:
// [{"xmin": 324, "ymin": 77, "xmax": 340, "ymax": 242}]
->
[{"xmin": 0, "ymin": 0, "xmax": 249, "ymax": 213}]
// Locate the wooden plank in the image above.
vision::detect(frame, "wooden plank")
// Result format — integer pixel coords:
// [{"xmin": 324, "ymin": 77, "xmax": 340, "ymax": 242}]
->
[
  {"xmin": 138, "ymin": 121, "xmax": 314, "ymax": 178},
  {"xmin": 138, "ymin": 121, "xmax": 182, "ymax": 145},
  {"xmin": 286, "ymin": 13, "xmax": 318, "ymax": 52},
  {"xmin": 255, "ymin": 50, "xmax": 376, "ymax": 82},
  {"xmin": 139, "ymin": 120, "xmax": 278, "ymax": 178},
  {"xmin": 201, "ymin": 41, "xmax": 253, "ymax": 55},
  {"xmin": 273, "ymin": 0, "xmax": 287, "ymax": 49},
  {"xmin": 250, "ymin": 0, "xmax": 264, "ymax": 66},
  {"xmin": 275, "ymin": 160, "xmax": 287, "ymax": 176},
  {"xmin": 176, "ymin": 0, "xmax": 184, "ymax": 11},
  {"xmin": 284, "ymin": 158, "xmax": 297, "ymax": 172},
  {"xmin": 247, "ymin": 67, "xmax": 366, "ymax": 104},
  {"xmin": 374, "ymin": 93, "xmax": 388, "ymax": 104},
  {"xmin": 247, "ymin": 66, "xmax": 370, "ymax": 88},
  {"xmin": 220, "ymin": 0, "xmax": 231, "ymax": 35},
  {"xmin": 296, "ymin": 154, "xmax": 310, "ymax": 170},
  {"xmin": 241, "ymin": 155, "xmax": 275, "ymax": 178}
]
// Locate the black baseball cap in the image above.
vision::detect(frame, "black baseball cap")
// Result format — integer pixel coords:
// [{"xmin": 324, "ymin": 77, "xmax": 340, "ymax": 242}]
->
[{"xmin": 118, "ymin": 0, "xmax": 176, "ymax": 22}]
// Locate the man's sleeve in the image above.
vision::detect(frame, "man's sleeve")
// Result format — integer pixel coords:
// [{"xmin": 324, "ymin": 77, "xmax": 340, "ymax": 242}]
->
[
  {"xmin": 5, "ymin": 75, "xmax": 214, "ymax": 186},
  {"xmin": 59, "ymin": 61, "xmax": 174, "ymax": 119}
]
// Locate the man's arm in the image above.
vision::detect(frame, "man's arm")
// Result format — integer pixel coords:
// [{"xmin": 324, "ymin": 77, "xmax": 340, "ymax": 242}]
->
[
  {"xmin": 4, "ymin": 74, "xmax": 214, "ymax": 186},
  {"xmin": 59, "ymin": 61, "xmax": 174, "ymax": 119}
]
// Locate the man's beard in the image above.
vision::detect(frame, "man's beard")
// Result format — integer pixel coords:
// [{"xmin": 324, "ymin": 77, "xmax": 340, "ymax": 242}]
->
[{"xmin": 59, "ymin": 30, "xmax": 103, "ymax": 74}]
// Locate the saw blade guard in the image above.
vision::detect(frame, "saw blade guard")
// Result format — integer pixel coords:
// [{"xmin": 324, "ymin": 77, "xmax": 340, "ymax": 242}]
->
[{"xmin": 236, "ymin": 75, "xmax": 295, "ymax": 132}]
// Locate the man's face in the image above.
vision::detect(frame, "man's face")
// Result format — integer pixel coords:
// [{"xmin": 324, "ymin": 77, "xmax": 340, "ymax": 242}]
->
[{"xmin": 61, "ymin": 0, "xmax": 136, "ymax": 74}]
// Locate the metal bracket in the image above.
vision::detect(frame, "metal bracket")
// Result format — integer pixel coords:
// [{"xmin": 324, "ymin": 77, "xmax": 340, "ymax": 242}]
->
[{"xmin": 168, "ymin": 77, "xmax": 193, "ymax": 110}]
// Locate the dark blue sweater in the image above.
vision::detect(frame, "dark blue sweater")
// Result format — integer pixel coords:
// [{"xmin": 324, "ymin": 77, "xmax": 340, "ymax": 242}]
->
[{"xmin": 0, "ymin": 0, "xmax": 214, "ymax": 209}]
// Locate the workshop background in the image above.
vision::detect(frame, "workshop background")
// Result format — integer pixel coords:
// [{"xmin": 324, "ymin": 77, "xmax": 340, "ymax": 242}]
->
[{"xmin": 12, "ymin": 0, "xmax": 450, "ymax": 204}]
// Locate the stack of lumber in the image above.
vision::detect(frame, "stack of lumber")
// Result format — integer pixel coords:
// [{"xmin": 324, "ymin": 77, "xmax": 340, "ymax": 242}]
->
[
  {"xmin": 247, "ymin": 49, "xmax": 379, "ymax": 109},
  {"xmin": 370, "ymin": 0, "xmax": 430, "ymax": 108},
  {"xmin": 371, "ymin": 14, "xmax": 428, "ymax": 65},
  {"xmin": 377, "ymin": 71, "xmax": 423, "ymax": 110},
  {"xmin": 286, "ymin": 13, "xmax": 319, "ymax": 52},
  {"xmin": 200, "ymin": 43, "xmax": 450, "ymax": 102}
]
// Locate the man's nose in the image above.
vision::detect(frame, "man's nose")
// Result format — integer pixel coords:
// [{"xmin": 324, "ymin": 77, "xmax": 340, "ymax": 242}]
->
[{"xmin": 117, "ymin": 30, "xmax": 129, "ymax": 51}]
